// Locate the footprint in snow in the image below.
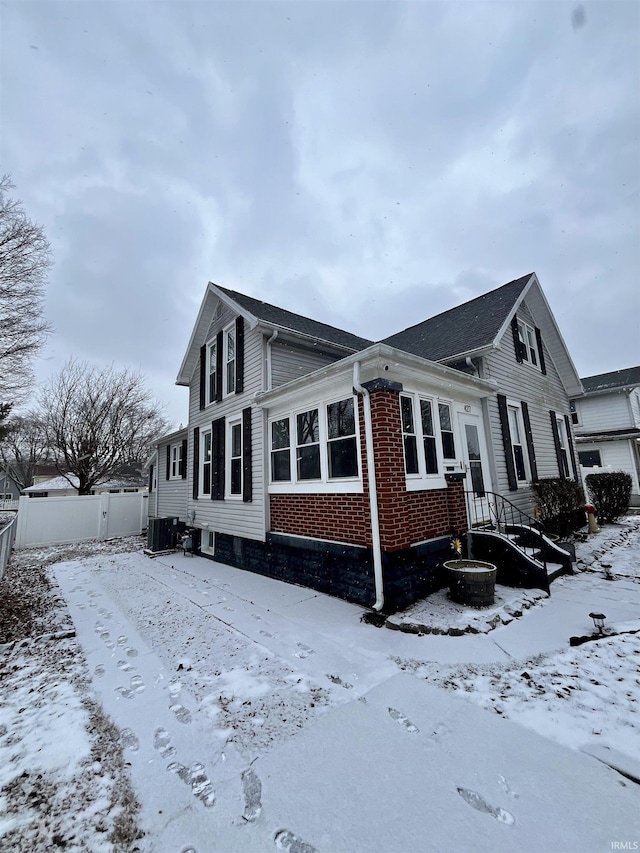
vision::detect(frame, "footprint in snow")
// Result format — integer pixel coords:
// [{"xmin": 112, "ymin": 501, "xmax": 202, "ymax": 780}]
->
[
  {"xmin": 117, "ymin": 635, "xmax": 127, "ymax": 646},
  {"xmin": 457, "ymin": 787, "xmax": 515, "ymax": 825},
  {"xmin": 115, "ymin": 686, "xmax": 134, "ymax": 700},
  {"xmin": 153, "ymin": 727, "xmax": 176, "ymax": 758},
  {"xmin": 171, "ymin": 703, "xmax": 192, "ymax": 724},
  {"xmin": 259, "ymin": 630, "xmax": 274, "ymax": 639},
  {"xmin": 117, "ymin": 659, "xmax": 134, "ymax": 672},
  {"xmin": 120, "ymin": 728, "xmax": 139, "ymax": 752},
  {"xmin": 223, "ymin": 606, "xmax": 235, "ymax": 613},
  {"xmin": 295, "ymin": 643, "xmax": 315, "ymax": 659},
  {"xmin": 94, "ymin": 622, "xmax": 105, "ymax": 634},
  {"xmin": 130, "ymin": 674, "xmax": 145, "ymax": 694},
  {"xmin": 388, "ymin": 707, "xmax": 419, "ymax": 733},
  {"xmin": 98, "ymin": 607, "xmax": 113, "ymax": 619},
  {"xmin": 94, "ymin": 664, "xmax": 106, "ymax": 678},
  {"xmin": 167, "ymin": 761, "xmax": 215, "ymax": 808},
  {"xmin": 241, "ymin": 767, "xmax": 262, "ymax": 822},
  {"xmin": 274, "ymin": 829, "xmax": 319, "ymax": 853},
  {"xmin": 497, "ymin": 775, "xmax": 519, "ymax": 799},
  {"xmin": 125, "ymin": 646, "xmax": 138, "ymax": 658},
  {"xmin": 327, "ymin": 674, "xmax": 353, "ymax": 689}
]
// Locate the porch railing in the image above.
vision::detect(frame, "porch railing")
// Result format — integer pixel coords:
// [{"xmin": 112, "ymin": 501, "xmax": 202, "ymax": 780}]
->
[{"xmin": 464, "ymin": 490, "xmax": 542, "ymax": 535}]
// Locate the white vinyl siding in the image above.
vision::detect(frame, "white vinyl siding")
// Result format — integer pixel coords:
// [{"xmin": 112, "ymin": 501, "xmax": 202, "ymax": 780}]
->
[
  {"xmin": 574, "ymin": 393, "xmax": 634, "ymax": 434},
  {"xmin": 155, "ymin": 436, "xmax": 189, "ymax": 520},
  {"xmin": 270, "ymin": 340, "xmax": 343, "ymax": 388},
  {"xmin": 187, "ymin": 304, "xmax": 266, "ymax": 542}
]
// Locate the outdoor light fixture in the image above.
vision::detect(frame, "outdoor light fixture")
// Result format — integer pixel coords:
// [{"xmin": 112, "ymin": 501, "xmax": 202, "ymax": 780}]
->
[{"xmin": 589, "ymin": 612, "xmax": 606, "ymax": 634}]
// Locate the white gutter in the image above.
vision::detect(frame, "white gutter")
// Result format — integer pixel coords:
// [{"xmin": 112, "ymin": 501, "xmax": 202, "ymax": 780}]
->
[
  {"xmin": 266, "ymin": 329, "xmax": 278, "ymax": 390},
  {"xmin": 353, "ymin": 361, "xmax": 384, "ymax": 612}
]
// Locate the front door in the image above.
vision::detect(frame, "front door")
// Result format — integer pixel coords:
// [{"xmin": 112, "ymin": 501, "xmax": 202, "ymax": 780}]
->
[{"xmin": 458, "ymin": 411, "xmax": 493, "ymax": 526}]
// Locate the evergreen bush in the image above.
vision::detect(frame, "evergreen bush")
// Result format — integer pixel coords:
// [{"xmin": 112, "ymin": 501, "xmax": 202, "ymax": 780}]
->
[
  {"xmin": 585, "ymin": 471, "xmax": 632, "ymax": 523},
  {"xmin": 531, "ymin": 478, "xmax": 585, "ymax": 538}
]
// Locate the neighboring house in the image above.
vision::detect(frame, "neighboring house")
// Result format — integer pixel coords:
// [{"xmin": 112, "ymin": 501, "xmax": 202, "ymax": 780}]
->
[
  {"xmin": 571, "ymin": 366, "xmax": 640, "ymax": 506},
  {"xmin": 23, "ymin": 466, "xmax": 148, "ymax": 497},
  {"xmin": 146, "ymin": 427, "xmax": 189, "ymax": 521},
  {"xmin": 159, "ymin": 273, "xmax": 581, "ymax": 612},
  {"xmin": 0, "ymin": 467, "xmax": 21, "ymax": 502}
]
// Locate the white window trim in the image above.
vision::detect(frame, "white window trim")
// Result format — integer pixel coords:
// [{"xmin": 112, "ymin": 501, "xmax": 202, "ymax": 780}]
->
[
  {"xmin": 207, "ymin": 338, "xmax": 217, "ymax": 405},
  {"xmin": 199, "ymin": 428, "xmax": 212, "ymax": 498},
  {"xmin": 556, "ymin": 414, "xmax": 571, "ymax": 478},
  {"xmin": 517, "ymin": 319, "xmax": 541, "ymax": 369},
  {"xmin": 268, "ymin": 395, "xmax": 363, "ymax": 494},
  {"xmin": 569, "ymin": 400, "xmax": 580, "ymax": 426},
  {"xmin": 224, "ymin": 323, "xmax": 236, "ymax": 397},
  {"xmin": 200, "ymin": 529, "xmax": 215, "ymax": 555},
  {"xmin": 507, "ymin": 400, "xmax": 530, "ymax": 483},
  {"xmin": 400, "ymin": 393, "xmax": 450, "ymax": 491},
  {"xmin": 226, "ymin": 418, "xmax": 243, "ymax": 499},
  {"xmin": 169, "ymin": 442, "xmax": 183, "ymax": 480}
]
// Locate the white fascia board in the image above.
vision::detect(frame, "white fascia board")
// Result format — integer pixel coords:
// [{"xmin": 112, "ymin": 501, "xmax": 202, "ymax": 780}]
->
[
  {"xmin": 175, "ymin": 281, "xmax": 258, "ymax": 386},
  {"xmin": 253, "ymin": 321, "xmax": 361, "ymax": 355},
  {"xmin": 494, "ymin": 272, "xmax": 537, "ymax": 345},
  {"xmin": 254, "ymin": 343, "xmax": 496, "ymax": 413}
]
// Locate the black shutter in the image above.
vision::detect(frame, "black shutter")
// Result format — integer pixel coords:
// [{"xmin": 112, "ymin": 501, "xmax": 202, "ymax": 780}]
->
[
  {"xmin": 166, "ymin": 444, "xmax": 171, "ymax": 480},
  {"xmin": 199, "ymin": 345, "xmax": 206, "ymax": 410},
  {"xmin": 498, "ymin": 394, "xmax": 517, "ymax": 491},
  {"xmin": 148, "ymin": 464, "xmax": 154, "ymax": 492},
  {"xmin": 235, "ymin": 316, "xmax": 244, "ymax": 394},
  {"xmin": 215, "ymin": 330, "xmax": 223, "ymax": 402},
  {"xmin": 521, "ymin": 401, "xmax": 538, "ymax": 482},
  {"xmin": 242, "ymin": 407, "xmax": 252, "ymax": 502},
  {"xmin": 212, "ymin": 417, "xmax": 225, "ymax": 500},
  {"xmin": 535, "ymin": 327, "xmax": 547, "ymax": 375},
  {"xmin": 192, "ymin": 427, "xmax": 199, "ymax": 499},
  {"xmin": 180, "ymin": 438, "xmax": 188, "ymax": 479},
  {"xmin": 564, "ymin": 414, "xmax": 579, "ymax": 482},
  {"xmin": 550, "ymin": 410, "xmax": 563, "ymax": 476},
  {"xmin": 511, "ymin": 316, "xmax": 523, "ymax": 364}
]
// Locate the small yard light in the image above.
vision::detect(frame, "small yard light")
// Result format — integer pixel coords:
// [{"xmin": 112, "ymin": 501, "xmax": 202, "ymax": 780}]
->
[
  {"xmin": 589, "ymin": 612, "xmax": 606, "ymax": 634},
  {"xmin": 601, "ymin": 562, "xmax": 614, "ymax": 581}
]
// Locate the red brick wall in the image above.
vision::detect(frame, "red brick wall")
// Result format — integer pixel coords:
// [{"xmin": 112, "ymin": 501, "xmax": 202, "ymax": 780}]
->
[{"xmin": 269, "ymin": 388, "xmax": 469, "ymax": 550}]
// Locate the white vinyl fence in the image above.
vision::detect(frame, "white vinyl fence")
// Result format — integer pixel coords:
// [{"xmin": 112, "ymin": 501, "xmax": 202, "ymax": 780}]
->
[
  {"xmin": 14, "ymin": 492, "xmax": 148, "ymax": 550},
  {"xmin": 0, "ymin": 515, "xmax": 18, "ymax": 581}
]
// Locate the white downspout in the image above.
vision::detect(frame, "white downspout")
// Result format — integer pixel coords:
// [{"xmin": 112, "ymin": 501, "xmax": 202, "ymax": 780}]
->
[
  {"xmin": 353, "ymin": 362, "xmax": 384, "ymax": 611},
  {"xmin": 266, "ymin": 330, "xmax": 278, "ymax": 390}
]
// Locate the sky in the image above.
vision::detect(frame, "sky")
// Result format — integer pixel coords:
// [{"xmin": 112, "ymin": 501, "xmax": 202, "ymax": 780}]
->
[{"xmin": 1, "ymin": 0, "xmax": 638, "ymax": 429}]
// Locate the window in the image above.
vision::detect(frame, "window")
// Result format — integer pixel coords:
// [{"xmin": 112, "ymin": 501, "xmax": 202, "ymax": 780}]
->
[
  {"xmin": 326, "ymin": 398, "xmax": 358, "ymax": 478},
  {"xmin": 201, "ymin": 530, "xmax": 215, "ymax": 555},
  {"xmin": 225, "ymin": 325, "xmax": 236, "ymax": 395},
  {"xmin": 296, "ymin": 408, "xmax": 321, "ymax": 480},
  {"xmin": 208, "ymin": 340, "xmax": 217, "ymax": 404},
  {"xmin": 170, "ymin": 443, "xmax": 183, "ymax": 479},
  {"xmin": 400, "ymin": 394, "xmax": 447, "ymax": 484},
  {"xmin": 517, "ymin": 319, "xmax": 540, "ymax": 367},
  {"xmin": 570, "ymin": 400, "xmax": 580, "ymax": 426},
  {"xmin": 401, "ymin": 395, "xmax": 419, "ymax": 475},
  {"xmin": 508, "ymin": 406, "xmax": 528, "ymax": 481},
  {"xmin": 269, "ymin": 395, "xmax": 361, "ymax": 489},
  {"xmin": 421, "ymin": 399, "xmax": 438, "ymax": 475},
  {"xmin": 438, "ymin": 403, "xmax": 456, "ymax": 459},
  {"xmin": 201, "ymin": 430, "xmax": 212, "ymax": 495},
  {"xmin": 229, "ymin": 421, "xmax": 242, "ymax": 496},
  {"xmin": 271, "ymin": 418, "xmax": 291, "ymax": 482},
  {"xmin": 578, "ymin": 449, "xmax": 602, "ymax": 468},
  {"xmin": 556, "ymin": 415, "xmax": 570, "ymax": 478}
]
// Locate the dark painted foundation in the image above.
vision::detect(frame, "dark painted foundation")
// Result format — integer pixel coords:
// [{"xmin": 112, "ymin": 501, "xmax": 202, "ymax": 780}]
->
[{"xmin": 200, "ymin": 529, "xmax": 451, "ymax": 613}]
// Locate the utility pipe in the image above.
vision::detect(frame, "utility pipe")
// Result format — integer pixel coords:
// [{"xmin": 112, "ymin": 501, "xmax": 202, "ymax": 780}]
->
[{"xmin": 353, "ymin": 362, "xmax": 384, "ymax": 611}]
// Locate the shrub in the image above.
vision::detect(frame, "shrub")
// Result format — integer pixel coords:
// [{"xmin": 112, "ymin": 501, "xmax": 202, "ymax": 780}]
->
[
  {"xmin": 585, "ymin": 471, "xmax": 632, "ymax": 523},
  {"xmin": 531, "ymin": 478, "xmax": 586, "ymax": 538}
]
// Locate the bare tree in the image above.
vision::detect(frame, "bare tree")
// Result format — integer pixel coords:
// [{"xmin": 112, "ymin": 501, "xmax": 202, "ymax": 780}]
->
[
  {"xmin": 0, "ymin": 409, "xmax": 51, "ymax": 491},
  {"xmin": 40, "ymin": 360, "xmax": 170, "ymax": 495},
  {"xmin": 0, "ymin": 175, "xmax": 52, "ymax": 404}
]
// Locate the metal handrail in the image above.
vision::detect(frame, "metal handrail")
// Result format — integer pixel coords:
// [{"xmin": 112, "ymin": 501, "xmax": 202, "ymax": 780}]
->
[{"xmin": 464, "ymin": 490, "xmax": 547, "ymax": 573}]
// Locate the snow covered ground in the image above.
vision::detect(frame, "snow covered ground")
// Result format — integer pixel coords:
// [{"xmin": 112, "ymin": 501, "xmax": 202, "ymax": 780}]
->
[{"xmin": 0, "ymin": 517, "xmax": 639, "ymax": 851}]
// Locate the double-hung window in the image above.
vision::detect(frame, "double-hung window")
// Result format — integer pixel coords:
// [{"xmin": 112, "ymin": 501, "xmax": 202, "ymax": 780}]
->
[
  {"xmin": 296, "ymin": 408, "xmax": 321, "ymax": 480},
  {"xmin": 508, "ymin": 406, "xmax": 528, "ymax": 481},
  {"xmin": 517, "ymin": 319, "xmax": 540, "ymax": 367},
  {"xmin": 326, "ymin": 398, "xmax": 358, "ymax": 478},
  {"xmin": 438, "ymin": 403, "xmax": 456, "ymax": 460},
  {"xmin": 170, "ymin": 443, "xmax": 183, "ymax": 479},
  {"xmin": 225, "ymin": 325, "xmax": 236, "ymax": 395},
  {"xmin": 201, "ymin": 430, "xmax": 212, "ymax": 496},
  {"xmin": 271, "ymin": 418, "xmax": 291, "ymax": 482},
  {"xmin": 556, "ymin": 415, "xmax": 570, "ymax": 478},
  {"xmin": 228, "ymin": 420, "xmax": 242, "ymax": 496},
  {"xmin": 208, "ymin": 340, "xmax": 217, "ymax": 404},
  {"xmin": 400, "ymin": 394, "xmax": 446, "ymax": 484}
]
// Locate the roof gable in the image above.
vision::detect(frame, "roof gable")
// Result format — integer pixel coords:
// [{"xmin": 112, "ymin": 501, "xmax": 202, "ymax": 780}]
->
[
  {"xmin": 177, "ymin": 282, "xmax": 373, "ymax": 386},
  {"xmin": 381, "ymin": 274, "xmax": 533, "ymax": 361},
  {"xmin": 581, "ymin": 366, "xmax": 640, "ymax": 393}
]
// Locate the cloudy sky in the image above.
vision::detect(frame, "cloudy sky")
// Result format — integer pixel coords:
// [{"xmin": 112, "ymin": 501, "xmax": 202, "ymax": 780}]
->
[{"xmin": 2, "ymin": 1, "xmax": 638, "ymax": 428}]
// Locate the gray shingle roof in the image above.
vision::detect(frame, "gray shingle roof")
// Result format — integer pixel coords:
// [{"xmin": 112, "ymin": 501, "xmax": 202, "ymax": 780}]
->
[
  {"xmin": 581, "ymin": 366, "xmax": 640, "ymax": 393},
  {"xmin": 216, "ymin": 286, "xmax": 373, "ymax": 352},
  {"xmin": 381, "ymin": 274, "xmax": 533, "ymax": 361}
]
